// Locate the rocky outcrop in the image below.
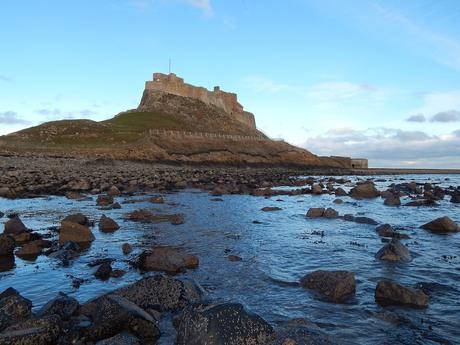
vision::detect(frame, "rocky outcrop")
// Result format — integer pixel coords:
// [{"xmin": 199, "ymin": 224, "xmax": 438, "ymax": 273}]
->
[
  {"xmin": 0, "ymin": 288, "xmax": 32, "ymax": 332},
  {"xmin": 375, "ymin": 280, "xmax": 429, "ymax": 308},
  {"xmin": 375, "ymin": 239, "xmax": 412, "ymax": 262},
  {"xmin": 176, "ymin": 303, "xmax": 275, "ymax": 345},
  {"xmin": 136, "ymin": 246, "xmax": 199, "ymax": 273},
  {"xmin": 421, "ymin": 216, "xmax": 459, "ymax": 234},
  {"xmin": 300, "ymin": 270, "xmax": 356, "ymax": 303},
  {"xmin": 349, "ymin": 183, "xmax": 380, "ymax": 199}
]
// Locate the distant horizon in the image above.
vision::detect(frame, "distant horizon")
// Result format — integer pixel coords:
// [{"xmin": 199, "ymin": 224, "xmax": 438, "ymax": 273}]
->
[{"xmin": 1, "ymin": 0, "xmax": 460, "ymax": 168}]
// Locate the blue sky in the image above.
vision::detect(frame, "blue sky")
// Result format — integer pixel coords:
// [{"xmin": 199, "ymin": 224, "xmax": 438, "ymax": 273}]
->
[{"xmin": 1, "ymin": 0, "xmax": 460, "ymax": 167}]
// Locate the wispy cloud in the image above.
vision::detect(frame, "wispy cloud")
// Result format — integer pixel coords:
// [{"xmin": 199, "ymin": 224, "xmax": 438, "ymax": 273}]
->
[
  {"xmin": 0, "ymin": 111, "xmax": 30, "ymax": 125},
  {"xmin": 0, "ymin": 75, "xmax": 12, "ymax": 82},
  {"xmin": 129, "ymin": 0, "xmax": 213, "ymax": 15},
  {"xmin": 406, "ymin": 114, "xmax": 426, "ymax": 123},
  {"xmin": 430, "ymin": 110, "xmax": 460, "ymax": 123},
  {"xmin": 373, "ymin": 3, "xmax": 460, "ymax": 71},
  {"xmin": 35, "ymin": 108, "xmax": 97, "ymax": 120}
]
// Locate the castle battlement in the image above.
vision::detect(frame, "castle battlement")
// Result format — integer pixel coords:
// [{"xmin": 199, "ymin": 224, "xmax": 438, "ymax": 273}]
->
[{"xmin": 145, "ymin": 73, "xmax": 255, "ymax": 129}]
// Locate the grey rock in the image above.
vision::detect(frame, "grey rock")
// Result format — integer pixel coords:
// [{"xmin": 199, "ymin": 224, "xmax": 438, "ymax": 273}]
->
[{"xmin": 300, "ymin": 270, "xmax": 356, "ymax": 303}]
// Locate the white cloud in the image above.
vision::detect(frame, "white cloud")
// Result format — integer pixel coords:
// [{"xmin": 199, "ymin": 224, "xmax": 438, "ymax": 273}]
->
[
  {"xmin": 406, "ymin": 114, "xmax": 426, "ymax": 123},
  {"xmin": 35, "ymin": 108, "xmax": 97, "ymax": 120},
  {"xmin": 0, "ymin": 75, "xmax": 12, "ymax": 82},
  {"xmin": 302, "ymin": 127, "xmax": 460, "ymax": 168}
]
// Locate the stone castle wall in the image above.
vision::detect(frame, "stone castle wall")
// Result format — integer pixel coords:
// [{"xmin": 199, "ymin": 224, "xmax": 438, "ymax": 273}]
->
[{"xmin": 145, "ymin": 73, "xmax": 256, "ymax": 129}]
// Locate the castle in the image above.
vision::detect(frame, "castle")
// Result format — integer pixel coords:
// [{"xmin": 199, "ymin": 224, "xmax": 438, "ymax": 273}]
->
[{"xmin": 145, "ymin": 73, "xmax": 256, "ymax": 129}]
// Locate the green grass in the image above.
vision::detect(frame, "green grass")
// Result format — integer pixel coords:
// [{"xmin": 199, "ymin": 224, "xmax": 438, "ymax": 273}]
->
[{"xmin": 104, "ymin": 111, "xmax": 185, "ymax": 131}]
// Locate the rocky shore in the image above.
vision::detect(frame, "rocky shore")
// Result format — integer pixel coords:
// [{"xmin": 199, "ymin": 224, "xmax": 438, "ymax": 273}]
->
[{"xmin": 0, "ymin": 155, "xmax": 459, "ymax": 344}]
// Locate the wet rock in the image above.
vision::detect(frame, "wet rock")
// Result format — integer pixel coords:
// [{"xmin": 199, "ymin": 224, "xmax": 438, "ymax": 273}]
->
[
  {"xmin": 261, "ymin": 206, "xmax": 282, "ymax": 212},
  {"xmin": 228, "ymin": 255, "xmax": 242, "ymax": 262},
  {"xmin": 312, "ymin": 184, "xmax": 323, "ymax": 195},
  {"xmin": 136, "ymin": 246, "xmax": 199, "ymax": 273},
  {"xmin": 176, "ymin": 303, "xmax": 275, "ymax": 345},
  {"xmin": 353, "ymin": 216, "xmax": 378, "ymax": 225},
  {"xmin": 375, "ymin": 239, "xmax": 412, "ymax": 262},
  {"xmin": 111, "ymin": 202, "xmax": 122, "ymax": 209},
  {"xmin": 59, "ymin": 221, "xmax": 95, "ymax": 244},
  {"xmin": 3, "ymin": 216, "xmax": 27, "ymax": 236},
  {"xmin": 111, "ymin": 269, "xmax": 126, "ymax": 278},
  {"xmin": 96, "ymin": 331, "xmax": 140, "ymax": 345},
  {"xmin": 95, "ymin": 263, "xmax": 113, "ymax": 280},
  {"xmin": 421, "ymin": 216, "xmax": 459, "ymax": 234},
  {"xmin": 82, "ymin": 294, "xmax": 160, "ymax": 343},
  {"xmin": 375, "ymin": 224, "xmax": 410, "ymax": 239},
  {"xmin": 15, "ymin": 242, "xmax": 42, "ymax": 260},
  {"xmin": 333, "ymin": 198, "xmax": 343, "ymax": 204},
  {"xmin": 0, "ymin": 256, "xmax": 14, "ymax": 272},
  {"xmin": 323, "ymin": 208, "xmax": 338, "ymax": 218},
  {"xmin": 88, "ymin": 258, "xmax": 114, "ymax": 267},
  {"xmin": 37, "ymin": 292, "xmax": 79, "ymax": 320},
  {"xmin": 149, "ymin": 196, "xmax": 164, "ymax": 204},
  {"xmin": 111, "ymin": 275, "xmax": 199, "ymax": 311},
  {"xmin": 0, "ymin": 288, "xmax": 32, "ymax": 331},
  {"xmin": 384, "ymin": 195, "xmax": 401, "ymax": 206},
  {"xmin": 349, "ymin": 182, "xmax": 380, "ymax": 199},
  {"xmin": 334, "ymin": 188, "xmax": 347, "ymax": 197},
  {"xmin": 122, "ymin": 243, "xmax": 133, "ymax": 255},
  {"xmin": 451, "ymin": 193, "xmax": 460, "ymax": 203},
  {"xmin": 300, "ymin": 270, "xmax": 356, "ymax": 303},
  {"xmin": 62, "ymin": 213, "xmax": 90, "ymax": 226},
  {"xmin": 306, "ymin": 208, "xmax": 325, "ymax": 218},
  {"xmin": 0, "ymin": 314, "xmax": 61, "ymax": 345},
  {"xmin": 0, "ymin": 235, "xmax": 15, "ymax": 257},
  {"xmin": 107, "ymin": 185, "xmax": 121, "ymax": 196},
  {"xmin": 375, "ymin": 280, "xmax": 429, "ymax": 308},
  {"xmin": 404, "ymin": 199, "xmax": 437, "ymax": 207},
  {"xmin": 0, "ymin": 212, "xmax": 3, "ymax": 219},
  {"xmin": 97, "ymin": 194, "xmax": 114, "ymax": 206},
  {"xmin": 65, "ymin": 191, "xmax": 83, "ymax": 200},
  {"xmin": 99, "ymin": 215, "xmax": 120, "ymax": 233}
]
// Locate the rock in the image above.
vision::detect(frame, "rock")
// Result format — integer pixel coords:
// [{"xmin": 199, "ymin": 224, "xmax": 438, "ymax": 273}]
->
[
  {"xmin": 306, "ymin": 208, "xmax": 325, "ymax": 218},
  {"xmin": 3, "ymin": 216, "xmax": 27, "ymax": 235},
  {"xmin": 95, "ymin": 263, "xmax": 113, "ymax": 280},
  {"xmin": 136, "ymin": 246, "xmax": 199, "ymax": 273},
  {"xmin": 312, "ymin": 184, "xmax": 323, "ymax": 195},
  {"xmin": 0, "ymin": 288, "xmax": 32, "ymax": 331},
  {"xmin": 375, "ymin": 224, "xmax": 409, "ymax": 239},
  {"xmin": 111, "ymin": 202, "xmax": 122, "ymax": 209},
  {"xmin": 15, "ymin": 242, "xmax": 42, "ymax": 260},
  {"xmin": 99, "ymin": 215, "xmax": 120, "ymax": 233},
  {"xmin": 97, "ymin": 194, "xmax": 114, "ymax": 206},
  {"xmin": 451, "ymin": 194, "xmax": 460, "ymax": 203},
  {"xmin": 261, "ymin": 206, "xmax": 282, "ymax": 212},
  {"xmin": 375, "ymin": 280, "xmax": 429, "ymax": 308},
  {"xmin": 0, "ymin": 315, "xmax": 61, "ymax": 345},
  {"xmin": 62, "ymin": 213, "xmax": 90, "ymax": 226},
  {"xmin": 59, "ymin": 221, "xmax": 95, "ymax": 244},
  {"xmin": 228, "ymin": 255, "xmax": 242, "ymax": 262},
  {"xmin": 107, "ymin": 185, "xmax": 121, "ymax": 196},
  {"xmin": 404, "ymin": 199, "xmax": 437, "ymax": 207},
  {"xmin": 323, "ymin": 208, "xmax": 338, "ymax": 218},
  {"xmin": 353, "ymin": 216, "xmax": 378, "ymax": 225},
  {"xmin": 111, "ymin": 275, "xmax": 199, "ymax": 311},
  {"xmin": 375, "ymin": 239, "xmax": 412, "ymax": 262},
  {"xmin": 122, "ymin": 243, "xmax": 133, "ymax": 255},
  {"xmin": 421, "ymin": 216, "xmax": 459, "ymax": 234},
  {"xmin": 149, "ymin": 196, "xmax": 164, "ymax": 204},
  {"xmin": 96, "ymin": 332, "xmax": 140, "ymax": 345},
  {"xmin": 333, "ymin": 198, "xmax": 343, "ymax": 204},
  {"xmin": 349, "ymin": 183, "xmax": 380, "ymax": 198},
  {"xmin": 0, "ymin": 235, "xmax": 15, "ymax": 257},
  {"xmin": 384, "ymin": 195, "xmax": 401, "ymax": 206},
  {"xmin": 65, "ymin": 191, "xmax": 83, "ymax": 200},
  {"xmin": 176, "ymin": 303, "xmax": 275, "ymax": 345},
  {"xmin": 0, "ymin": 187, "xmax": 15, "ymax": 199},
  {"xmin": 82, "ymin": 294, "xmax": 160, "ymax": 343},
  {"xmin": 334, "ymin": 187, "xmax": 347, "ymax": 197},
  {"xmin": 300, "ymin": 270, "xmax": 356, "ymax": 303},
  {"xmin": 276, "ymin": 318, "xmax": 337, "ymax": 345},
  {"xmin": 111, "ymin": 269, "xmax": 126, "ymax": 278},
  {"xmin": 37, "ymin": 292, "xmax": 79, "ymax": 320}
]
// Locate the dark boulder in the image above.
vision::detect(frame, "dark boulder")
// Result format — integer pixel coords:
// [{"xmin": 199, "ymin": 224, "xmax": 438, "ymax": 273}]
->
[
  {"xmin": 0, "ymin": 315, "xmax": 61, "ymax": 345},
  {"xmin": 95, "ymin": 263, "xmax": 113, "ymax": 280},
  {"xmin": 82, "ymin": 294, "xmax": 160, "ymax": 343},
  {"xmin": 0, "ymin": 235, "xmax": 15, "ymax": 257},
  {"xmin": 62, "ymin": 213, "xmax": 90, "ymax": 226},
  {"xmin": 375, "ymin": 280, "xmax": 429, "ymax": 308},
  {"xmin": 99, "ymin": 215, "xmax": 120, "ymax": 233},
  {"xmin": 421, "ymin": 216, "xmax": 459, "ymax": 234},
  {"xmin": 261, "ymin": 207, "xmax": 282, "ymax": 212},
  {"xmin": 96, "ymin": 331, "xmax": 140, "ymax": 345},
  {"xmin": 451, "ymin": 193, "xmax": 460, "ymax": 203},
  {"xmin": 353, "ymin": 216, "xmax": 378, "ymax": 225},
  {"xmin": 306, "ymin": 208, "xmax": 325, "ymax": 218},
  {"xmin": 96, "ymin": 194, "xmax": 114, "ymax": 206},
  {"xmin": 276, "ymin": 318, "xmax": 337, "ymax": 345},
  {"xmin": 3, "ymin": 216, "xmax": 27, "ymax": 236},
  {"xmin": 122, "ymin": 243, "xmax": 133, "ymax": 255},
  {"xmin": 334, "ymin": 188, "xmax": 347, "ymax": 197},
  {"xmin": 176, "ymin": 303, "xmax": 275, "ymax": 345},
  {"xmin": 37, "ymin": 292, "xmax": 79, "ymax": 320},
  {"xmin": 300, "ymin": 270, "xmax": 356, "ymax": 303},
  {"xmin": 375, "ymin": 239, "xmax": 412, "ymax": 262},
  {"xmin": 0, "ymin": 288, "xmax": 32, "ymax": 331},
  {"xmin": 59, "ymin": 221, "xmax": 95, "ymax": 244},
  {"xmin": 384, "ymin": 195, "xmax": 401, "ymax": 206},
  {"xmin": 375, "ymin": 224, "xmax": 409, "ymax": 239}
]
